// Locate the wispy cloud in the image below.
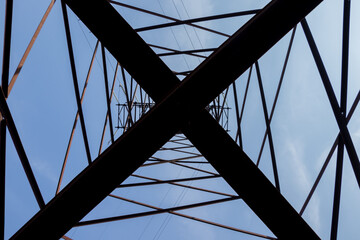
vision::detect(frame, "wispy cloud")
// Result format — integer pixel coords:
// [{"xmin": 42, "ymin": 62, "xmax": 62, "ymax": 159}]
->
[{"xmin": 283, "ymin": 139, "xmax": 321, "ymax": 232}]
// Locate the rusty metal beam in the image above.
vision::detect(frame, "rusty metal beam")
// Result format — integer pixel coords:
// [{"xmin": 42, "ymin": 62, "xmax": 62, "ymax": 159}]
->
[
  {"xmin": 11, "ymin": 0, "xmax": 321, "ymax": 239},
  {"xmin": 60, "ymin": 0, "xmax": 92, "ymax": 165},
  {"xmin": 8, "ymin": 0, "xmax": 56, "ymax": 95},
  {"xmin": 56, "ymin": 40, "xmax": 99, "ymax": 194}
]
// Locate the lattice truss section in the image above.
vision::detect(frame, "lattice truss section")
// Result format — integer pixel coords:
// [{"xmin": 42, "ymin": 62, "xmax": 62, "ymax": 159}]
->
[{"xmin": 0, "ymin": 0, "xmax": 360, "ymax": 239}]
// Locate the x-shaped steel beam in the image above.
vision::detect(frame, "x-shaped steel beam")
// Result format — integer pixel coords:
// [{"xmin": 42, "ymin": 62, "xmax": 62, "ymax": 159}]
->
[{"xmin": 11, "ymin": 0, "xmax": 322, "ymax": 239}]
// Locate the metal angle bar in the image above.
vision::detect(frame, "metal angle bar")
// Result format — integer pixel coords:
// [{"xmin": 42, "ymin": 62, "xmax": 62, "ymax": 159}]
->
[
  {"xmin": 120, "ymin": 66, "xmax": 133, "ymax": 126},
  {"xmin": 0, "ymin": 87, "xmax": 45, "ymax": 208},
  {"xmin": 76, "ymin": 195, "xmax": 240, "ymax": 226},
  {"xmin": 159, "ymin": 147, "xmax": 201, "ymax": 156},
  {"xmin": 330, "ymin": 1, "xmax": 350, "ymax": 239},
  {"xmin": 135, "ymin": 9, "xmax": 260, "ymax": 32},
  {"xmin": 122, "ymin": 174, "xmax": 220, "ymax": 187},
  {"xmin": 60, "ymin": 0, "xmax": 92, "ymax": 165},
  {"xmin": 128, "ymin": 174, "xmax": 234, "ymax": 197},
  {"xmin": 167, "ymin": 160, "xmax": 209, "ymax": 164},
  {"xmin": 255, "ymin": 62, "xmax": 280, "ymax": 191},
  {"xmin": 109, "ymin": 0, "xmax": 230, "ymax": 38},
  {"xmin": 157, "ymin": 48, "xmax": 216, "ymax": 57},
  {"xmin": 149, "ymin": 44, "xmax": 207, "ymax": 58},
  {"xmin": 0, "ymin": 120, "xmax": 6, "ymax": 240},
  {"xmin": 218, "ymin": 87, "xmax": 230, "ymax": 120},
  {"xmin": 11, "ymin": 0, "xmax": 321, "ymax": 239},
  {"xmin": 256, "ymin": 26, "xmax": 296, "ymax": 166},
  {"xmin": 168, "ymin": 140, "xmax": 193, "ymax": 147},
  {"xmin": 101, "ymin": 44, "xmax": 115, "ymax": 143},
  {"xmin": 300, "ymin": 90, "xmax": 360, "ymax": 215},
  {"xmin": 331, "ymin": 142, "xmax": 344, "ymax": 240},
  {"xmin": 171, "ymin": 162, "xmax": 218, "ymax": 176},
  {"xmin": 0, "ymin": 1, "xmax": 12, "ymax": 237},
  {"xmin": 142, "ymin": 155, "xmax": 202, "ymax": 167},
  {"xmin": 147, "ymin": 155, "xmax": 200, "ymax": 163},
  {"xmin": 61, "ymin": 236, "xmax": 73, "ymax": 240},
  {"xmin": 56, "ymin": 40, "xmax": 99, "ymax": 194},
  {"xmin": 1, "ymin": 0, "xmax": 13, "ymax": 97},
  {"xmin": 160, "ymin": 145, "xmax": 195, "ymax": 150},
  {"xmin": 87, "ymin": 195, "xmax": 275, "ymax": 240},
  {"xmin": 239, "ymin": 66, "xmax": 252, "ymax": 122},
  {"xmin": 301, "ymin": 18, "xmax": 360, "ymax": 188},
  {"xmin": 174, "ymin": 70, "xmax": 192, "ymax": 76},
  {"xmin": 155, "ymin": 148, "xmax": 201, "ymax": 156},
  {"xmin": 98, "ymin": 63, "xmax": 118, "ymax": 155},
  {"xmin": 146, "ymin": 159, "xmax": 209, "ymax": 164},
  {"xmin": 235, "ymin": 66, "xmax": 252, "ymax": 143},
  {"xmin": 8, "ymin": 0, "xmax": 56, "ymax": 96},
  {"xmin": 232, "ymin": 81, "xmax": 243, "ymax": 148},
  {"xmin": 123, "ymin": 83, "xmax": 139, "ymax": 131},
  {"xmin": 169, "ymin": 136, "xmax": 190, "ymax": 142}
]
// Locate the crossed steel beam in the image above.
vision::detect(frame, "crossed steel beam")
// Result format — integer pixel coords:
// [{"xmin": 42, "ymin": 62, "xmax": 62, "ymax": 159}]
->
[{"xmin": 11, "ymin": 0, "xmax": 322, "ymax": 239}]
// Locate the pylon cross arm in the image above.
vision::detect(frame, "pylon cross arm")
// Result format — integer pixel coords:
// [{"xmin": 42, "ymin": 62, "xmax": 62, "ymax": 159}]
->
[{"xmin": 11, "ymin": 0, "xmax": 322, "ymax": 239}]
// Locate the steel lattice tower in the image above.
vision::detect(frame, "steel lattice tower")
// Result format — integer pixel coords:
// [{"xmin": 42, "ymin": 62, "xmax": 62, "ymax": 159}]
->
[{"xmin": 1, "ymin": 0, "xmax": 360, "ymax": 239}]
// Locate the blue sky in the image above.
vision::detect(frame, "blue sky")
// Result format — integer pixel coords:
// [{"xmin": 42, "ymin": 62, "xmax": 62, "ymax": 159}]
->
[{"xmin": 1, "ymin": 0, "xmax": 360, "ymax": 239}]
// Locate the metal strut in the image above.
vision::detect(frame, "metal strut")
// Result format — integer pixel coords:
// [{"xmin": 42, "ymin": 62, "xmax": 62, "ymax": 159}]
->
[{"xmin": 11, "ymin": 0, "xmax": 322, "ymax": 239}]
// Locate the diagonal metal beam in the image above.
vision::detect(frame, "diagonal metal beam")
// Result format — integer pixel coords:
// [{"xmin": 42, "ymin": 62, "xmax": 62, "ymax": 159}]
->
[
  {"xmin": 0, "ymin": 88, "xmax": 45, "ymax": 208},
  {"xmin": 11, "ymin": 0, "xmax": 321, "ymax": 239},
  {"xmin": 301, "ymin": 19, "xmax": 360, "ymax": 188},
  {"xmin": 255, "ymin": 61, "xmax": 280, "ymax": 191},
  {"xmin": 61, "ymin": 0, "xmax": 92, "ymax": 165},
  {"xmin": 76, "ymin": 195, "xmax": 275, "ymax": 240},
  {"xmin": 135, "ymin": 9, "xmax": 260, "ymax": 32},
  {"xmin": 109, "ymin": 0, "xmax": 230, "ymax": 37},
  {"xmin": 331, "ymin": 1, "xmax": 350, "ymax": 238}
]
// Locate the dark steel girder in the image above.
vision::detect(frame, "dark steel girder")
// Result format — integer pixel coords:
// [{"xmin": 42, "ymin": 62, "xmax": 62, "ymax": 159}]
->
[{"xmin": 11, "ymin": 0, "xmax": 321, "ymax": 239}]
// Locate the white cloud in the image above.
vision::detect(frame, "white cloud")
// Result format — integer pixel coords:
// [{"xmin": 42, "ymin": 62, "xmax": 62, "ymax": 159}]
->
[{"xmin": 284, "ymin": 140, "xmax": 321, "ymax": 232}]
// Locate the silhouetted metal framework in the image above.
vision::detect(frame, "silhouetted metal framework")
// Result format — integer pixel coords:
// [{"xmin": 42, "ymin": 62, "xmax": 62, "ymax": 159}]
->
[{"xmin": 1, "ymin": 0, "xmax": 359, "ymax": 239}]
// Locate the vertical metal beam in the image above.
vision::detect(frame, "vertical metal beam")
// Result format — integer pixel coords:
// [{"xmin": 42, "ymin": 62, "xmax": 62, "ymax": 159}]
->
[
  {"xmin": 301, "ymin": 19, "xmax": 360, "ymax": 188},
  {"xmin": 0, "ymin": 88, "xmax": 45, "ymax": 208},
  {"xmin": 300, "ymin": 90, "xmax": 360, "ymax": 215},
  {"xmin": 0, "ymin": 0, "xmax": 13, "ymax": 236},
  {"xmin": 0, "ymin": 119, "xmax": 6, "ymax": 240},
  {"xmin": 1, "ymin": 0, "xmax": 13, "ymax": 97},
  {"xmin": 232, "ymin": 81, "xmax": 243, "ymax": 148},
  {"xmin": 330, "ymin": 0, "xmax": 351, "ymax": 239},
  {"xmin": 235, "ymin": 66, "xmax": 252, "ymax": 143},
  {"xmin": 61, "ymin": 0, "xmax": 92, "ymax": 164},
  {"xmin": 255, "ymin": 62, "xmax": 280, "ymax": 191},
  {"xmin": 101, "ymin": 44, "xmax": 115, "ymax": 143},
  {"xmin": 120, "ymin": 66, "xmax": 133, "ymax": 127}
]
